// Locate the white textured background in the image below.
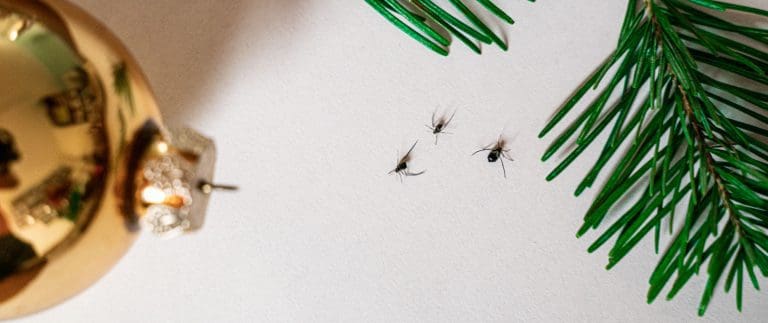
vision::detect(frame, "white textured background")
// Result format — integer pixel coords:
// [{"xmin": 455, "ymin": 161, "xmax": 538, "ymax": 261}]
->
[{"xmin": 16, "ymin": 1, "xmax": 768, "ymax": 322}]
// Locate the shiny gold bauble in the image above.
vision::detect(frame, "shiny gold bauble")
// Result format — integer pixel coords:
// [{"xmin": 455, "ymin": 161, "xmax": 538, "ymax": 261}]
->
[{"xmin": 0, "ymin": 0, "xmax": 222, "ymax": 318}]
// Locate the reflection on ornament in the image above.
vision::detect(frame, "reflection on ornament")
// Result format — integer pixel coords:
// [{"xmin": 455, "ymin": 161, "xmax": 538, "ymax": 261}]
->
[
  {"xmin": 42, "ymin": 67, "xmax": 102, "ymax": 127},
  {"xmin": 0, "ymin": 128, "xmax": 20, "ymax": 189},
  {"xmin": 0, "ymin": 0, "xmax": 233, "ymax": 319},
  {"xmin": 12, "ymin": 167, "xmax": 75, "ymax": 227},
  {"xmin": 0, "ymin": 7, "xmax": 31, "ymax": 41}
]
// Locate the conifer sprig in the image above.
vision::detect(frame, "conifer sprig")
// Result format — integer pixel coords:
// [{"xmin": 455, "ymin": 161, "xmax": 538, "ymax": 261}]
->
[
  {"xmin": 540, "ymin": 0, "xmax": 768, "ymax": 315},
  {"xmin": 365, "ymin": 0, "xmax": 535, "ymax": 55}
]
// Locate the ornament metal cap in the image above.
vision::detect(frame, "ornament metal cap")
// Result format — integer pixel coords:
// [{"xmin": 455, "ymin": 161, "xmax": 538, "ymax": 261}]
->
[{"xmin": 136, "ymin": 128, "xmax": 223, "ymax": 238}]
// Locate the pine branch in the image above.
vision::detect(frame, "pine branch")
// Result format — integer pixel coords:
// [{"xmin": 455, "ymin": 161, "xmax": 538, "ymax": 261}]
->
[
  {"xmin": 365, "ymin": 0, "xmax": 535, "ymax": 55},
  {"xmin": 541, "ymin": 0, "xmax": 768, "ymax": 315}
]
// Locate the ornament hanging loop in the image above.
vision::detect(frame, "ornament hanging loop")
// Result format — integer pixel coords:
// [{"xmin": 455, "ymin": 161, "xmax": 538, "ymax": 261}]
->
[{"xmin": 198, "ymin": 181, "xmax": 238, "ymax": 195}]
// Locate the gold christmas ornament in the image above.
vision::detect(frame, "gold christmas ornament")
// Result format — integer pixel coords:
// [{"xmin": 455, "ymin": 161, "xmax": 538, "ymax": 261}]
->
[{"xmin": 0, "ymin": 0, "xmax": 230, "ymax": 318}]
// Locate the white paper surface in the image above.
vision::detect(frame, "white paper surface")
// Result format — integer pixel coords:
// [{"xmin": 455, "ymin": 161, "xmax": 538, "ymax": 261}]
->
[{"xmin": 18, "ymin": 1, "xmax": 768, "ymax": 322}]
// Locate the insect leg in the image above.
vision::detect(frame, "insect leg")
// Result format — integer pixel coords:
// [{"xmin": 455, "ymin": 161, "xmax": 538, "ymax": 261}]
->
[
  {"xmin": 405, "ymin": 169, "xmax": 426, "ymax": 176},
  {"xmin": 500, "ymin": 156, "xmax": 507, "ymax": 179}
]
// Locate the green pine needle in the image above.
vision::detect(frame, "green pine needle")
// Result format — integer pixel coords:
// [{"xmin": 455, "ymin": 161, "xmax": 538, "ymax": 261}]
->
[
  {"xmin": 365, "ymin": 0, "xmax": 535, "ymax": 55},
  {"xmin": 541, "ymin": 0, "xmax": 768, "ymax": 316}
]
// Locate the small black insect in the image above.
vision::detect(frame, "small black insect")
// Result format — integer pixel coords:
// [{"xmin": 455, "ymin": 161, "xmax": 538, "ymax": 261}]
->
[
  {"xmin": 389, "ymin": 141, "xmax": 426, "ymax": 181},
  {"xmin": 425, "ymin": 110, "xmax": 456, "ymax": 144},
  {"xmin": 473, "ymin": 136, "xmax": 514, "ymax": 178}
]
